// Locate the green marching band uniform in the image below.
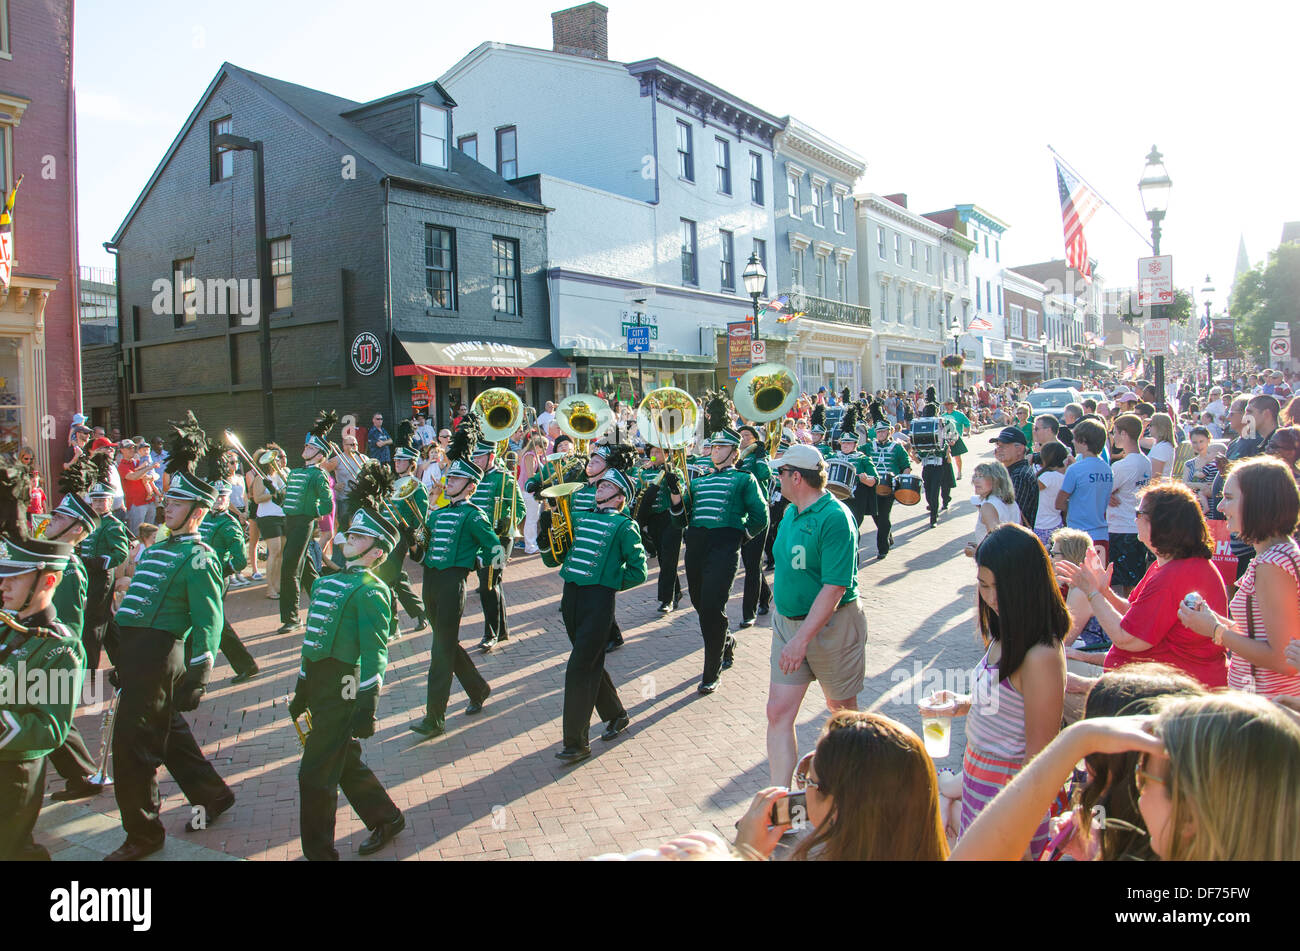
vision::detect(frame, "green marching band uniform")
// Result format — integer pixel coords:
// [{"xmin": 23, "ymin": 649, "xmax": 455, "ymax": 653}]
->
[
  {"xmin": 278, "ymin": 412, "xmax": 335, "ymax": 632},
  {"xmin": 291, "ymin": 501, "xmax": 405, "ymax": 861},
  {"xmin": 670, "ymin": 420, "xmax": 768, "ymax": 693},
  {"xmin": 0, "ymin": 536, "xmax": 83, "ymax": 860},
  {"xmin": 831, "ymin": 412, "xmax": 880, "ymax": 531},
  {"xmin": 199, "ymin": 481, "xmax": 259, "ymax": 682},
  {"xmin": 567, "ymin": 442, "xmax": 638, "ymax": 651},
  {"xmin": 866, "ymin": 427, "xmax": 913, "ymax": 560},
  {"xmin": 633, "ymin": 449, "xmax": 683, "ymax": 612},
  {"xmin": 736, "ymin": 428, "xmax": 773, "ymax": 627},
  {"xmin": 105, "ymin": 413, "xmax": 234, "ymax": 861},
  {"xmin": 542, "ymin": 467, "xmax": 645, "ymax": 762},
  {"xmin": 467, "ymin": 440, "xmax": 526, "ymax": 651},
  {"xmin": 410, "ymin": 454, "xmax": 495, "ymax": 739},
  {"xmin": 376, "ymin": 447, "xmax": 428, "ymax": 639},
  {"xmin": 80, "ymin": 478, "xmax": 130, "ymax": 671}
]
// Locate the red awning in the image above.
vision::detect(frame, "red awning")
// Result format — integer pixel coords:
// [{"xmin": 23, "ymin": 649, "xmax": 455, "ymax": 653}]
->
[{"xmin": 393, "ymin": 335, "xmax": 571, "ymax": 378}]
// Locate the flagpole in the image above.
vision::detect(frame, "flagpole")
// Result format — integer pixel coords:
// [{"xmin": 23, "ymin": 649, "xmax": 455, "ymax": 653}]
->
[{"xmin": 1048, "ymin": 146, "xmax": 1156, "ymax": 251}]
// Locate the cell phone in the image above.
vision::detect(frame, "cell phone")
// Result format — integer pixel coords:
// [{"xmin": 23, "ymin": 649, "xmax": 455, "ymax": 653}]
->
[{"xmin": 769, "ymin": 791, "xmax": 807, "ymax": 826}]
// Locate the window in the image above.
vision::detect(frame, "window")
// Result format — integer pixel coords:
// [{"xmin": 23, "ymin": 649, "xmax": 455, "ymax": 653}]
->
[
  {"xmin": 975, "ymin": 277, "xmax": 981, "ymax": 310},
  {"xmin": 984, "ymin": 235, "xmax": 990, "ymax": 258},
  {"xmin": 879, "ymin": 285, "xmax": 889, "ymax": 321},
  {"xmin": 680, "ymin": 218, "xmax": 697, "ymax": 285},
  {"xmin": 894, "ymin": 233, "xmax": 902, "ymax": 265},
  {"xmin": 270, "ymin": 237, "xmax": 292, "ymax": 310},
  {"xmin": 997, "ymin": 285, "xmax": 1003, "ymax": 316},
  {"xmin": 753, "ymin": 238, "xmax": 767, "ymax": 280},
  {"xmin": 877, "ymin": 226, "xmax": 886, "ymax": 260},
  {"xmin": 419, "ymin": 104, "xmax": 448, "ymax": 169},
  {"xmin": 833, "ymin": 193, "xmax": 844, "ymax": 233},
  {"xmin": 491, "ymin": 237, "xmax": 521, "ymax": 316},
  {"xmin": 1009, "ymin": 304, "xmax": 1022, "ymax": 338},
  {"xmin": 962, "ymin": 259, "xmax": 967, "ymax": 283},
  {"xmin": 496, "ymin": 126, "xmax": 517, "ymax": 178},
  {"xmin": 815, "ymin": 254, "xmax": 827, "ymax": 297},
  {"xmin": 424, "ymin": 225, "xmax": 456, "ymax": 310},
  {"xmin": 811, "ymin": 182, "xmax": 824, "ymax": 227},
  {"xmin": 787, "ymin": 172, "xmax": 800, "ymax": 217},
  {"xmin": 676, "ymin": 121, "xmax": 694, "ymax": 181},
  {"xmin": 913, "ymin": 290, "xmax": 920, "ymax": 327},
  {"xmin": 927, "ymin": 295, "xmax": 934, "ymax": 328},
  {"xmin": 910, "ymin": 239, "xmax": 917, "ymax": 270},
  {"xmin": 173, "ymin": 257, "xmax": 196, "ymax": 328},
  {"xmin": 995, "ymin": 239, "xmax": 1000, "ymax": 263},
  {"xmin": 719, "ymin": 229, "xmax": 735, "ymax": 290},
  {"xmin": 210, "ymin": 116, "xmax": 233, "ymax": 183},
  {"xmin": 836, "ymin": 259, "xmax": 848, "ymax": 303},
  {"xmin": 0, "ymin": 0, "xmax": 8, "ymax": 57},
  {"xmin": 896, "ymin": 288, "xmax": 904, "ymax": 323},
  {"xmin": 792, "ymin": 248, "xmax": 804, "ymax": 289},
  {"xmin": 925, "ymin": 246, "xmax": 932, "ymax": 274},
  {"xmin": 749, "ymin": 151, "xmax": 764, "ymax": 204},
  {"xmin": 457, "ymin": 134, "xmax": 478, "ymax": 162},
  {"xmin": 1027, "ymin": 310, "xmax": 1038, "ymax": 339},
  {"xmin": 715, "ymin": 137, "xmax": 731, "ymax": 195}
]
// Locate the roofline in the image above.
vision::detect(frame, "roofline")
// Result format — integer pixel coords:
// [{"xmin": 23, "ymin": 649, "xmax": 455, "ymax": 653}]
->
[
  {"xmin": 953, "ymin": 203, "xmax": 1011, "ymax": 234},
  {"xmin": 383, "ymin": 174, "xmax": 550, "ymax": 213},
  {"xmin": 776, "ymin": 116, "xmax": 866, "ymax": 175},
  {"xmin": 342, "ymin": 80, "xmax": 457, "ymax": 115},
  {"xmin": 439, "ymin": 40, "xmax": 630, "ymax": 87},
  {"xmin": 624, "ymin": 57, "xmax": 783, "ymax": 127},
  {"xmin": 853, "ymin": 193, "xmax": 946, "ymax": 238}
]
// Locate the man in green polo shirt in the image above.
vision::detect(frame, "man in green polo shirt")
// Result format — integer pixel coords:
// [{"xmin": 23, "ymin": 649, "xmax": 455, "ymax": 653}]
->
[{"xmin": 765, "ymin": 444, "xmax": 867, "ymax": 788}]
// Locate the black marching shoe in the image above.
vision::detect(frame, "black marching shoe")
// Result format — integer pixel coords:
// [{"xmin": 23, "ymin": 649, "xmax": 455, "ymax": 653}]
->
[
  {"xmin": 697, "ymin": 680, "xmax": 720, "ymax": 695},
  {"xmin": 721, "ymin": 635, "xmax": 737, "ymax": 670},
  {"xmin": 276, "ymin": 620, "xmax": 303, "ymax": 635},
  {"xmin": 51, "ymin": 778, "xmax": 107, "ymax": 801},
  {"xmin": 230, "ymin": 664, "xmax": 260, "ymax": 685},
  {"xmin": 409, "ymin": 718, "xmax": 446, "ymax": 739},
  {"xmin": 601, "ymin": 713, "xmax": 631, "ymax": 742},
  {"xmin": 359, "ymin": 813, "xmax": 405, "ymax": 856},
  {"xmin": 756, "ymin": 603, "xmax": 770, "ymax": 617},
  {"xmin": 673, "ymin": 592, "xmax": 682, "ymax": 610},
  {"xmin": 184, "ymin": 791, "xmax": 235, "ymax": 833},
  {"xmin": 657, "ymin": 601, "xmax": 672, "ymax": 613},
  {"xmin": 104, "ymin": 839, "xmax": 164, "ymax": 862},
  {"xmin": 479, "ymin": 636, "xmax": 498, "ymax": 652},
  {"xmin": 465, "ymin": 687, "xmax": 490, "ymax": 715},
  {"xmin": 738, "ymin": 616, "xmax": 755, "ymax": 629},
  {"xmin": 606, "ymin": 638, "xmax": 624, "ymax": 653},
  {"xmin": 555, "ymin": 746, "xmax": 591, "ymax": 764},
  {"xmin": 410, "ymin": 616, "xmax": 429, "ymax": 634}
]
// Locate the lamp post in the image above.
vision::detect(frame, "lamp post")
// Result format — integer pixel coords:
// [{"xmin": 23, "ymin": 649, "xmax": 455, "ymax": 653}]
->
[
  {"xmin": 949, "ymin": 316, "xmax": 961, "ymax": 400},
  {"xmin": 1138, "ymin": 144, "xmax": 1172, "ymax": 413},
  {"xmin": 1200, "ymin": 274, "xmax": 1215, "ymax": 391},
  {"xmin": 213, "ymin": 133, "xmax": 275, "ymax": 442},
  {"xmin": 742, "ymin": 251, "xmax": 766, "ymax": 329},
  {"xmin": 1039, "ymin": 332, "xmax": 1048, "ymax": 383}
]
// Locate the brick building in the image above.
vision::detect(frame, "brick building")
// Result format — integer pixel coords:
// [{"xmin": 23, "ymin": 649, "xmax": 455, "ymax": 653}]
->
[
  {"xmin": 0, "ymin": 0, "xmax": 82, "ymax": 490},
  {"xmin": 108, "ymin": 63, "xmax": 558, "ymax": 445}
]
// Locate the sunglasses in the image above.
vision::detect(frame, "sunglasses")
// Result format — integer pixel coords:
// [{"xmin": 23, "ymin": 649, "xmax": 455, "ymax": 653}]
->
[
  {"xmin": 1134, "ymin": 754, "xmax": 1167, "ymax": 795},
  {"xmin": 1135, "ymin": 508, "xmax": 1150, "ymax": 519},
  {"xmin": 793, "ymin": 751, "xmax": 824, "ymax": 792}
]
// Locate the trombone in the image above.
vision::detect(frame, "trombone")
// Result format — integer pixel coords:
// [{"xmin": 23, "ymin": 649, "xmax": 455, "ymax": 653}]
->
[
  {"xmin": 225, "ymin": 430, "xmax": 281, "ymax": 490},
  {"xmin": 327, "ymin": 440, "xmax": 417, "ymax": 539}
]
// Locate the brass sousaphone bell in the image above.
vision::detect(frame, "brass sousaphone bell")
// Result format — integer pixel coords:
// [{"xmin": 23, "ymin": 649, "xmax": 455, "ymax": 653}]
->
[
  {"xmin": 733, "ymin": 362, "xmax": 799, "ymax": 456},
  {"xmin": 556, "ymin": 393, "xmax": 614, "ymax": 454}
]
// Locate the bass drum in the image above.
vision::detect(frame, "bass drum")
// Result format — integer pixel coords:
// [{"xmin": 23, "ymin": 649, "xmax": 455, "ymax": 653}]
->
[
  {"xmin": 892, "ymin": 474, "xmax": 923, "ymax": 506},
  {"xmin": 875, "ymin": 472, "xmax": 894, "ymax": 497},
  {"xmin": 825, "ymin": 459, "xmax": 856, "ymax": 500}
]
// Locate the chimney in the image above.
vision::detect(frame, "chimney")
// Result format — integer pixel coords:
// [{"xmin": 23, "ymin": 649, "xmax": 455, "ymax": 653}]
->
[
  {"xmin": 552, "ymin": 3, "xmax": 608, "ymax": 60},
  {"xmin": 884, "ymin": 193, "xmax": 908, "ymax": 209}
]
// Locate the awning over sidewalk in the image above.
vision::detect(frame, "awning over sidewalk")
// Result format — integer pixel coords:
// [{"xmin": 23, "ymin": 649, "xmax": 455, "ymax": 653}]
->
[{"xmin": 393, "ymin": 334, "xmax": 571, "ymax": 378}]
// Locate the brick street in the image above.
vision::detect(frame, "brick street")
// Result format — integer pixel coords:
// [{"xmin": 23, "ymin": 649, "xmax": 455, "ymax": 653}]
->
[{"xmin": 38, "ymin": 444, "xmax": 996, "ymax": 861}]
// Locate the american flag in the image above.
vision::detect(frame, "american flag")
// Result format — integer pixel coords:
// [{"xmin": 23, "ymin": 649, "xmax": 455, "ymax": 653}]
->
[
  {"xmin": 758, "ymin": 294, "xmax": 789, "ymax": 318},
  {"xmin": 967, "ymin": 315, "xmax": 994, "ymax": 332},
  {"xmin": 776, "ymin": 310, "xmax": 806, "ymax": 324},
  {"xmin": 1085, "ymin": 330, "xmax": 1102, "ymax": 345},
  {"xmin": 0, "ymin": 175, "xmax": 21, "ymax": 290},
  {"xmin": 1197, "ymin": 314, "xmax": 1210, "ymax": 343},
  {"xmin": 1056, "ymin": 161, "xmax": 1101, "ymax": 284}
]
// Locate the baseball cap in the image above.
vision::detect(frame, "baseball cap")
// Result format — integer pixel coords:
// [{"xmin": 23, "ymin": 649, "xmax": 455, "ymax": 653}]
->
[
  {"xmin": 1118, "ymin": 391, "xmax": 1139, "ymax": 403},
  {"xmin": 771, "ymin": 444, "xmax": 826, "ymax": 471},
  {"xmin": 72, "ymin": 424, "xmax": 92, "ymax": 435},
  {"xmin": 118, "ymin": 438, "xmax": 136, "ymax": 448},
  {"xmin": 989, "ymin": 426, "xmax": 1028, "ymax": 446},
  {"xmin": 90, "ymin": 437, "xmax": 115, "ymax": 452}
]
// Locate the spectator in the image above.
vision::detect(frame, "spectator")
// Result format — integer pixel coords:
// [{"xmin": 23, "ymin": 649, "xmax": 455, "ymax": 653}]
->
[
  {"xmin": 1147, "ymin": 412, "xmax": 1177, "ymax": 479},
  {"xmin": 414, "ymin": 412, "xmax": 436, "ymax": 450},
  {"xmin": 535, "ymin": 400, "xmax": 557, "ymax": 434},
  {"xmin": 1107, "ymin": 414, "xmax": 1152, "ymax": 595},
  {"xmin": 1057, "ymin": 481, "xmax": 1229, "ymax": 688},
  {"xmin": 117, "ymin": 440, "xmax": 152, "ymax": 535},
  {"xmin": 332, "ymin": 431, "xmax": 369, "ymax": 529},
  {"xmin": 965, "ymin": 460, "xmax": 1021, "ymax": 557},
  {"xmin": 1050, "ymin": 527, "xmax": 1111, "ymax": 655},
  {"xmin": 452, "ymin": 403, "xmax": 469, "ymax": 430},
  {"xmin": 64, "ymin": 423, "xmax": 91, "ymax": 470},
  {"xmin": 1056, "ymin": 419, "xmax": 1112, "ymax": 556},
  {"xmin": 1268, "ymin": 426, "xmax": 1300, "ymax": 485},
  {"xmin": 1181, "ymin": 425, "xmax": 1218, "ymax": 506},
  {"xmin": 921, "ymin": 523, "xmax": 1068, "ymax": 857},
  {"xmin": 367, "ymin": 413, "xmax": 393, "ymax": 465},
  {"xmin": 16, "ymin": 445, "xmax": 35, "ymax": 478},
  {"xmin": 1208, "ymin": 395, "xmax": 1280, "ymax": 574},
  {"xmin": 1015, "ymin": 403, "xmax": 1034, "ymax": 445},
  {"xmin": 989, "ymin": 426, "xmax": 1037, "ymax": 528},
  {"xmin": 951, "ymin": 693, "xmax": 1300, "ymax": 861},
  {"xmin": 1178, "ymin": 456, "xmax": 1300, "ymax": 698},
  {"xmin": 251, "ymin": 444, "xmax": 287, "ymax": 600},
  {"xmin": 1203, "ymin": 386, "xmax": 1226, "ymax": 426},
  {"xmin": 519, "ymin": 434, "xmax": 547, "ymax": 555},
  {"xmin": 1031, "ymin": 413, "xmax": 1069, "ymax": 463},
  {"xmin": 733, "ymin": 710, "xmax": 949, "ymax": 861},
  {"xmin": 1032, "ymin": 443, "xmax": 1067, "ymax": 547},
  {"xmin": 1059, "ymin": 403, "xmax": 1082, "ymax": 454},
  {"xmin": 28, "ymin": 472, "xmax": 45, "ymax": 516}
]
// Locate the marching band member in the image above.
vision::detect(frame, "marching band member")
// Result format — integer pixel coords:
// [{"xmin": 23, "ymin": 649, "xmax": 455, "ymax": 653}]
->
[
  {"xmin": 277, "ymin": 411, "xmax": 336, "ymax": 635},
  {"xmin": 736, "ymin": 426, "xmax": 773, "ymax": 628},
  {"xmin": 543, "ymin": 467, "xmax": 646, "ymax": 763},
  {"xmin": 107, "ymin": 413, "xmax": 233, "ymax": 861},
  {"xmin": 291, "ymin": 472, "xmax": 405, "ymax": 860},
  {"xmin": 638, "ymin": 444, "xmax": 682, "ymax": 613},
  {"xmin": 911, "ymin": 403, "xmax": 959, "ymax": 528},
  {"xmin": 467, "ymin": 437, "xmax": 525, "ymax": 652},
  {"xmin": 80, "ymin": 452, "xmax": 130, "ymax": 671},
  {"xmin": 199, "ymin": 472, "xmax": 259, "ymax": 684},
  {"xmin": 866, "ymin": 423, "xmax": 912, "ymax": 560},
  {"xmin": 763, "ymin": 431, "xmax": 794, "ymax": 570},
  {"xmin": 668, "ymin": 394, "xmax": 768, "ymax": 694},
  {"xmin": 832, "ymin": 427, "xmax": 879, "ymax": 532},
  {"xmin": 809, "ymin": 404, "xmax": 829, "ymax": 457},
  {"xmin": 410, "ymin": 421, "xmax": 496, "ymax": 740},
  {"xmin": 0, "ymin": 532, "xmax": 83, "ymax": 860},
  {"xmin": 569, "ymin": 442, "xmax": 637, "ymax": 650},
  {"xmin": 379, "ymin": 446, "xmax": 428, "ymax": 638}
]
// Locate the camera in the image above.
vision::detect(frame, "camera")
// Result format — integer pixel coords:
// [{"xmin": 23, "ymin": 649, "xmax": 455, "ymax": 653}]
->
[
  {"xmin": 1182, "ymin": 592, "xmax": 1205, "ymax": 611},
  {"xmin": 769, "ymin": 791, "xmax": 807, "ymax": 826}
]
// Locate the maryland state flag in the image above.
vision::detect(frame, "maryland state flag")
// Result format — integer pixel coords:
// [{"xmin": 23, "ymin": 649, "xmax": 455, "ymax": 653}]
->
[{"xmin": 0, "ymin": 174, "xmax": 22, "ymax": 290}]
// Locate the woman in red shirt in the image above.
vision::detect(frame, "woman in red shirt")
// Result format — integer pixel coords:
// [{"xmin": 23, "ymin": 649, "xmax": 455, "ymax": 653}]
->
[{"xmin": 1057, "ymin": 482, "xmax": 1229, "ymax": 688}]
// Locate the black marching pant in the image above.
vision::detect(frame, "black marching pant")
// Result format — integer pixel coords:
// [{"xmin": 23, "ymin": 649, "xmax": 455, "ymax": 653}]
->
[
  {"xmin": 299, "ymin": 658, "xmax": 400, "ymax": 861},
  {"xmin": 0, "ymin": 757, "xmax": 49, "ymax": 860},
  {"xmin": 560, "ymin": 582, "xmax": 626, "ymax": 750},
  {"xmin": 648, "ymin": 511, "xmax": 682, "ymax": 605},
  {"xmin": 220, "ymin": 619, "xmax": 256, "ymax": 677},
  {"xmin": 765, "ymin": 500, "xmax": 789, "ymax": 564},
  {"xmin": 740, "ymin": 525, "xmax": 771, "ymax": 620},
  {"xmin": 683, "ymin": 527, "xmax": 743, "ymax": 684},
  {"xmin": 48, "ymin": 723, "xmax": 97, "ymax": 784},
  {"xmin": 378, "ymin": 541, "xmax": 425, "ymax": 637},
  {"xmin": 922, "ymin": 461, "xmax": 957, "ymax": 517},
  {"xmin": 84, "ymin": 566, "xmax": 116, "ymax": 672},
  {"xmin": 112, "ymin": 627, "xmax": 231, "ymax": 846},
  {"xmin": 872, "ymin": 494, "xmax": 895, "ymax": 557},
  {"xmin": 475, "ymin": 537, "xmax": 513, "ymax": 643},
  {"xmin": 421, "ymin": 566, "xmax": 490, "ymax": 729},
  {"xmin": 280, "ymin": 515, "xmax": 319, "ymax": 624}
]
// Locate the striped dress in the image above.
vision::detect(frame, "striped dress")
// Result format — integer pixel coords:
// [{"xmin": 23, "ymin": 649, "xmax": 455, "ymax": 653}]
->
[
  {"xmin": 1227, "ymin": 540, "xmax": 1300, "ymax": 698},
  {"xmin": 959, "ymin": 647, "xmax": 1067, "ymax": 857}
]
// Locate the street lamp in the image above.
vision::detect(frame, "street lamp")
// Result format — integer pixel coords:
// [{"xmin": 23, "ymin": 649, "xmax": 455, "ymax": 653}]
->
[
  {"xmin": 949, "ymin": 315, "xmax": 961, "ymax": 400},
  {"xmin": 1138, "ymin": 144, "xmax": 1172, "ymax": 413},
  {"xmin": 742, "ymin": 251, "xmax": 767, "ymax": 328},
  {"xmin": 213, "ymin": 133, "xmax": 275, "ymax": 442},
  {"xmin": 1201, "ymin": 274, "xmax": 1215, "ymax": 389},
  {"xmin": 1039, "ymin": 332, "xmax": 1049, "ymax": 382}
]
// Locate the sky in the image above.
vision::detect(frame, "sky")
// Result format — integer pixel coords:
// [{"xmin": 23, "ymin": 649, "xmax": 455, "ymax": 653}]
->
[{"xmin": 75, "ymin": 0, "xmax": 1300, "ymax": 311}]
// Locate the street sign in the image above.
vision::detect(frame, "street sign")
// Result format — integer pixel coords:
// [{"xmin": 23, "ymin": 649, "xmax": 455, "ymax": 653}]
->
[
  {"xmin": 1144, "ymin": 317, "xmax": 1171, "ymax": 356},
  {"xmin": 1273, "ymin": 325, "xmax": 1291, "ymax": 338},
  {"xmin": 621, "ymin": 321, "xmax": 658, "ymax": 339},
  {"xmin": 1137, "ymin": 255, "xmax": 1174, "ymax": 307},
  {"xmin": 1271, "ymin": 336, "xmax": 1290, "ymax": 357},
  {"xmin": 624, "ymin": 286, "xmax": 655, "ymax": 306},
  {"xmin": 751, "ymin": 339, "xmax": 766, "ymax": 362},
  {"xmin": 727, "ymin": 321, "xmax": 753, "ymax": 378},
  {"xmin": 627, "ymin": 326, "xmax": 651, "ymax": 353}
]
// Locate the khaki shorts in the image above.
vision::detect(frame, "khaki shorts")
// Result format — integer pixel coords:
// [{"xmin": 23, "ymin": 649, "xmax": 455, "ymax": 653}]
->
[{"xmin": 769, "ymin": 600, "xmax": 867, "ymax": 701}]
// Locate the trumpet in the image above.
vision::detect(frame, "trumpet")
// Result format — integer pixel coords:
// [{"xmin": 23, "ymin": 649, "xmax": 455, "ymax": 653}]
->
[
  {"xmin": 88, "ymin": 688, "xmax": 120, "ymax": 786},
  {"xmin": 328, "ymin": 440, "xmax": 413, "ymax": 536}
]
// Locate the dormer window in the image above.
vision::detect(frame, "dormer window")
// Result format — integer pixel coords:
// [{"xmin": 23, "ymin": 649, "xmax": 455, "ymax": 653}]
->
[{"xmin": 420, "ymin": 103, "xmax": 448, "ymax": 169}]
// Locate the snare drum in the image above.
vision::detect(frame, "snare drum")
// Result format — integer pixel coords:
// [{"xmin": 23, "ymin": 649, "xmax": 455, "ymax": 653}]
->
[
  {"xmin": 825, "ymin": 459, "xmax": 856, "ymax": 500},
  {"xmin": 875, "ymin": 472, "xmax": 894, "ymax": 497},
  {"xmin": 892, "ymin": 473, "xmax": 923, "ymax": 505}
]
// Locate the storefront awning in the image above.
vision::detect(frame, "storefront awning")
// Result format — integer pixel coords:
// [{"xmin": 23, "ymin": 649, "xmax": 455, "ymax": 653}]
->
[{"xmin": 393, "ymin": 334, "xmax": 571, "ymax": 378}]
